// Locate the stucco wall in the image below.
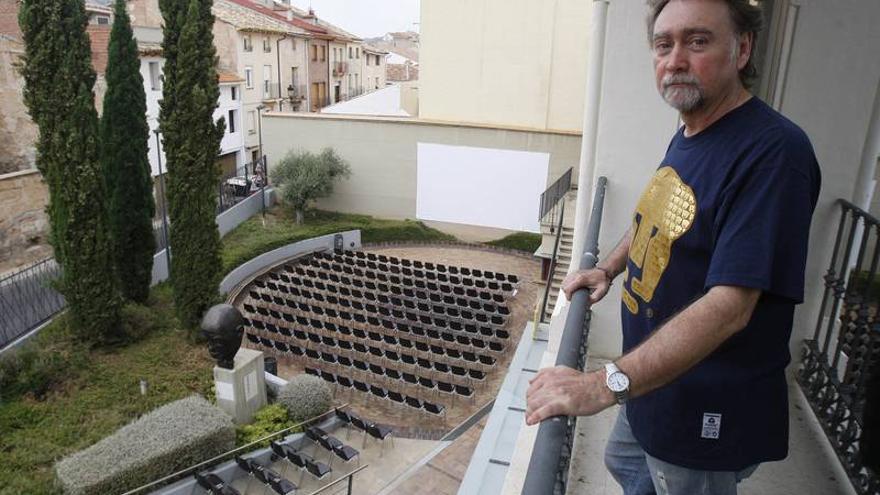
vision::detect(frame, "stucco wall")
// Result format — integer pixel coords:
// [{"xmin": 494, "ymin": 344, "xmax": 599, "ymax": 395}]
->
[
  {"xmin": 0, "ymin": 170, "xmax": 52, "ymax": 276},
  {"xmin": 419, "ymin": 0, "xmax": 590, "ymax": 133},
  {"xmin": 260, "ymin": 112, "xmax": 581, "ymax": 239}
]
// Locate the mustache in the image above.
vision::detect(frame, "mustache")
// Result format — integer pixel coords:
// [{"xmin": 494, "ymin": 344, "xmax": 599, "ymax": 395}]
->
[{"xmin": 662, "ymin": 74, "xmax": 700, "ymax": 89}]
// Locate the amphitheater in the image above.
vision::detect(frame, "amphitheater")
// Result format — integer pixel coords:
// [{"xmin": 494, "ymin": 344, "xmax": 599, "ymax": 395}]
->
[{"xmin": 166, "ymin": 235, "xmax": 543, "ymax": 495}]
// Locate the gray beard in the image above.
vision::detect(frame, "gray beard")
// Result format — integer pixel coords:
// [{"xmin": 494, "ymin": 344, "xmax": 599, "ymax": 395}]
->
[{"xmin": 662, "ymin": 84, "xmax": 705, "ymax": 113}]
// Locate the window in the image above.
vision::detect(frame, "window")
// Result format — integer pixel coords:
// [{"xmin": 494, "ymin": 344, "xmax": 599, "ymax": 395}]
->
[
  {"xmin": 244, "ymin": 67, "xmax": 253, "ymax": 88},
  {"xmin": 366, "ymin": 54, "xmax": 370, "ymax": 66},
  {"xmin": 348, "ymin": 47, "xmax": 353, "ymax": 59},
  {"xmin": 375, "ymin": 76, "xmax": 379, "ymax": 89},
  {"xmin": 227, "ymin": 110, "xmax": 236, "ymax": 133},
  {"xmin": 248, "ymin": 111, "xmax": 256, "ymax": 134},
  {"xmin": 95, "ymin": 15, "xmax": 110, "ymax": 25},
  {"xmin": 311, "ymin": 44, "xmax": 317, "ymax": 61},
  {"xmin": 291, "ymin": 38, "xmax": 296, "ymax": 51},
  {"xmin": 263, "ymin": 37, "xmax": 271, "ymax": 53},
  {"xmin": 291, "ymin": 67, "xmax": 299, "ymax": 89},
  {"xmin": 356, "ymin": 48, "xmax": 360, "ymax": 59},
  {"xmin": 230, "ymin": 86, "xmax": 237, "ymax": 100},
  {"xmin": 148, "ymin": 61, "xmax": 161, "ymax": 91},
  {"xmin": 243, "ymin": 35, "xmax": 253, "ymax": 52},
  {"xmin": 263, "ymin": 65, "xmax": 272, "ymax": 97},
  {"xmin": 320, "ymin": 45, "xmax": 326, "ymax": 61},
  {"xmin": 376, "ymin": 54, "xmax": 381, "ymax": 65}
]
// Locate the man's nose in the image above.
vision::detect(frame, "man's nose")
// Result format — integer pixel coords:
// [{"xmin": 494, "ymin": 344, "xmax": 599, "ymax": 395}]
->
[{"xmin": 666, "ymin": 43, "xmax": 689, "ymax": 72}]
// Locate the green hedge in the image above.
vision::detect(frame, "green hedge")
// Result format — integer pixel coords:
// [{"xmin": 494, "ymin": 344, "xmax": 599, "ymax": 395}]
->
[
  {"xmin": 55, "ymin": 395, "xmax": 234, "ymax": 495},
  {"xmin": 485, "ymin": 232, "xmax": 542, "ymax": 253}
]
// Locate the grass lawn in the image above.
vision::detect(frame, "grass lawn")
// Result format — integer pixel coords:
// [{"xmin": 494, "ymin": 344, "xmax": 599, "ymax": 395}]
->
[
  {"xmin": 0, "ymin": 206, "xmax": 457, "ymax": 494},
  {"xmin": 485, "ymin": 232, "xmax": 542, "ymax": 253}
]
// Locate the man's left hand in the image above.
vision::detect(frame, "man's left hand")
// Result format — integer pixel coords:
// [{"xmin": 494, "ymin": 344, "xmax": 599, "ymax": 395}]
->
[{"xmin": 525, "ymin": 366, "xmax": 616, "ymax": 425}]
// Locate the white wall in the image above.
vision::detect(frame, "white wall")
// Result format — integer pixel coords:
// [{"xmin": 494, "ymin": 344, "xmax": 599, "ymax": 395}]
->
[
  {"xmin": 321, "ymin": 84, "xmax": 410, "ymax": 117},
  {"xmin": 142, "ymin": 56, "xmax": 165, "ymax": 177},
  {"xmin": 419, "ymin": 0, "xmax": 590, "ymax": 132},
  {"xmin": 218, "ymin": 82, "xmax": 245, "ymax": 160}
]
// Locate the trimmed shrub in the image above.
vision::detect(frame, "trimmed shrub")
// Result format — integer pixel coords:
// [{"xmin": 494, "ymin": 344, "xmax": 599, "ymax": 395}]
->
[
  {"xmin": 55, "ymin": 395, "xmax": 234, "ymax": 495},
  {"xmin": 235, "ymin": 403, "xmax": 299, "ymax": 447},
  {"xmin": 485, "ymin": 232, "xmax": 542, "ymax": 253},
  {"xmin": 276, "ymin": 375, "xmax": 332, "ymax": 422}
]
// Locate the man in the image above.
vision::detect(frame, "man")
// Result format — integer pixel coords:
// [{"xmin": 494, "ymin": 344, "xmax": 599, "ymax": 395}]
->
[{"xmin": 524, "ymin": 1, "xmax": 821, "ymax": 494}]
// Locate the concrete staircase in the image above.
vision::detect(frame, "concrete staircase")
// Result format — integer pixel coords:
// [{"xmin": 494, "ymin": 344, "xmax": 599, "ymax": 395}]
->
[{"xmin": 544, "ymin": 225, "xmax": 575, "ymax": 320}]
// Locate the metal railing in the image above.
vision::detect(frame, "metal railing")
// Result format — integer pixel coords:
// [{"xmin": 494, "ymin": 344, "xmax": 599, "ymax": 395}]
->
[
  {"xmin": 263, "ymin": 82, "xmax": 281, "ymax": 100},
  {"xmin": 217, "ymin": 160, "xmax": 263, "ymax": 214},
  {"xmin": 332, "ymin": 61, "xmax": 348, "ymax": 76},
  {"xmin": 522, "ymin": 176, "xmax": 607, "ymax": 495},
  {"xmin": 0, "ymin": 258, "xmax": 65, "ymax": 349},
  {"xmin": 798, "ymin": 199, "xmax": 880, "ymax": 495},
  {"xmin": 120, "ymin": 407, "xmax": 345, "ymax": 495},
  {"xmin": 539, "ymin": 168, "xmax": 573, "ymax": 231},
  {"xmin": 538, "ymin": 201, "xmax": 566, "ymax": 323}
]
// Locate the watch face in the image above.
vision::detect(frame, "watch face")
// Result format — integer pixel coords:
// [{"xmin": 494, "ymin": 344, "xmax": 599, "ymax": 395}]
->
[{"xmin": 607, "ymin": 372, "xmax": 630, "ymax": 392}]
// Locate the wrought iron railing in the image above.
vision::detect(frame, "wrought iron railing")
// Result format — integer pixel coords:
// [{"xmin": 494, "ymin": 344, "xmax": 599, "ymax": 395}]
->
[
  {"xmin": 798, "ymin": 198, "xmax": 880, "ymax": 495},
  {"xmin": 538, "ymin": 201, "xmax": 565, "ymax": 323},
  {"xmin": 539, "ymin": 168, "xmax": 573, "ymax": 231},
  {"xmin": 522, "ymin": 176, "xmax": 607, "ymax": 495},
  {"xmin": 0, "ymin": 258, "xmax": 65, "ymax": 349},
  {"xmin": 217, "ymin": 160, "xmax": 263, "ymax": 214}
]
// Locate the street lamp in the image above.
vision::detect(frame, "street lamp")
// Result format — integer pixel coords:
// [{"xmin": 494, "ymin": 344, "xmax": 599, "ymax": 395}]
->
[
  {"xmin": 153, "ymin": 129, "xmax": 171, "ymax": 275},
  {"xmin": 256, "ymin": 104, "xmax": 266, "ymax": 220}
]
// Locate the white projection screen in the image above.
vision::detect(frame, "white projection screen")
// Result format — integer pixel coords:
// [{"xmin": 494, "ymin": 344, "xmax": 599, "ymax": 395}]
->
[{"xmin": 416, "ymin": 143, "xmax": 550, "ymax": 233}]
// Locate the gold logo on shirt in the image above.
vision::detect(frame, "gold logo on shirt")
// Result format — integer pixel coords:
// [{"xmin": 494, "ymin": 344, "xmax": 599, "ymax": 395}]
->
[{"xmin": 623, "ymin": 167, "xmax": 696, "ymax": 314}]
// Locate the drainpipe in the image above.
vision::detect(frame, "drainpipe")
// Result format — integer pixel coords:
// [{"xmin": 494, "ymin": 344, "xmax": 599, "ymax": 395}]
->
[
  {"xmin": 852, "ymin": 81, "xmax": 880, "ymax": 212},
  {"xmin": 276, "ymin": 34, "xmax": 287, "ymax": 111},
  {"xmin": 568, "ymin": 0, "xmax": 610, "ymax": 277},
  {"xmin": 305, "ymin": 39, "xmax": 311, "ymax": 110}
]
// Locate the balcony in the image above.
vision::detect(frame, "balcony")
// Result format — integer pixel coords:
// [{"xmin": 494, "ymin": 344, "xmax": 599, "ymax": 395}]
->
[
  {"xmin": 262, "ymin": 82, "xmax": 281, "ymax": 101},
  {"xmin": 332, "ymin": 61, "xmax": 348, "ymax": 77}
]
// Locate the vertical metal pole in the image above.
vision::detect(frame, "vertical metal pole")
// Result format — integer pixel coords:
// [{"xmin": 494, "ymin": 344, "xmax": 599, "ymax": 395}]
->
[
  {"xmin": 257, "ymin": 105, "xmax": 266, "ymax": 219},
  {"xmin": 347, "ymin": 474, "xmax": 353, "ymax": 495},
  {"xmin": 154, "ymin": 130, "xmax": 171, "ymax": 274}
]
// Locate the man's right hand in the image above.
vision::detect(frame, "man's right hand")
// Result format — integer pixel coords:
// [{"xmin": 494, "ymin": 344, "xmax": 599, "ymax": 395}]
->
[{"xmin": 562, "ymin": 268, "xmax": 612, "ymax": 304}]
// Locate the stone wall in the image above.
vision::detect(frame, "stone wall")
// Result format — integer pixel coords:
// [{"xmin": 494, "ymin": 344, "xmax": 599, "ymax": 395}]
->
[
  {"xmin": 0, "ymin": 169, "xmax": 51, "ymax": 276},
  {"xmin": 0, "ymin": 36, "xmax": 37, "ymax": 175}
]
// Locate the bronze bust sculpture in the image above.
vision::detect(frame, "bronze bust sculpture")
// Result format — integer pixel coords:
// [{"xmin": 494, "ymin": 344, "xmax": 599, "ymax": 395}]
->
[{"xmin": 201, "ymin": 304, "xmax": 245, "ymax": 369}]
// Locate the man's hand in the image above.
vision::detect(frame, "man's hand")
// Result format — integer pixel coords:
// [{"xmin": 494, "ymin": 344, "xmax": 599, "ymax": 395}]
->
[
  {"xmin": 562, "ymin": 268, "xmax": 612, "ymax": 304},
  {"xmin": 525, "ymin": 366, "xmax": 616, "ymax": 425}
]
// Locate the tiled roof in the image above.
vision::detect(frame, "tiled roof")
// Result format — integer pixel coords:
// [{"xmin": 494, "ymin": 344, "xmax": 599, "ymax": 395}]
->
[
  {"xmin": 216, "ymin": 0, "xmax": 327, "ymax": 37},
  {"xmin": 133, "ymin": 26, "xmax": 162, "ymax": 55},
  {"xmin": 218, "ymin": 72, "xmax": 244, "ymax": 83},
  {"xmin": 284, "ymin": 2, "xmax": 361, "ymax": 41}
]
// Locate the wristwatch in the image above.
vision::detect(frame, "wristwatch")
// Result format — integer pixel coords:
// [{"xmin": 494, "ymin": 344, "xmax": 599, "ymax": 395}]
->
[{"xmin": 604, "ymin": 362, "xmax": 630, "ymax": 404}]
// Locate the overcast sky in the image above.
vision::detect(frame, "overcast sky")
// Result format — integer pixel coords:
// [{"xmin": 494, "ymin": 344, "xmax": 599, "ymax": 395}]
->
[{"xmin": 290, "ymin": 0, "xmax": 420, "ymax": 39}]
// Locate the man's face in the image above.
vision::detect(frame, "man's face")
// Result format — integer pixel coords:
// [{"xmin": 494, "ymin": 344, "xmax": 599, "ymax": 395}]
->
[{"xmin": 651, "ymin": 0, "xmax": 751, "ymax": 113}]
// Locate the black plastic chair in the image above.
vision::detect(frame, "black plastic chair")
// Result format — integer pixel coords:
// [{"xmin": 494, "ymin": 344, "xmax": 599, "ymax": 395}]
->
[
  {"xmin": 195, "ymin": 471, "xmax": 242, "ymax": 495},
  {"xmin": 365, "ymin": 422, "xmax": 394, "ymax": 455}
]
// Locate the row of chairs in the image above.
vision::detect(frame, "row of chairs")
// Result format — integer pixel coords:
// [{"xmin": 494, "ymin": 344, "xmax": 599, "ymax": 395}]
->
[
  {"xmin": 299, "ymin": 253, "xmax": 517, "ymax": 290},
  {"xmin": 244, "ymin": 298, "xmax": 509, "ymax": 344},
  {"xmin": 248, "ymin": 312, "xmax": 505, "ymax": 354},
  {"xmin": 234, "ymin": 456, "xmax": 298, "ymax": 495},
  {"xmin": 324, "ymin": 250, "xmax": 520, "ymax": 283},
  {"xmin": 277, "ymin": 261, "xmax": 515, "ymax": 294},
  {"xmin": 195, "ymin": 472, "xmax": 241, "ymax": 495},
  {"xmin": 247, "ymin": 323, "xmax": 498, "ymax": 367},
  {"xmin": 246, "ymin": 301, "xmax": 505, "ymax": 355},
  {"xmin": 308, "ymin": 367, "xmax": 448, "ymax": 418},
  {"xmin": 257, "ymin": 276, "xmax": 511, "ymax": 316},
  {"xmin": 303, "ymin": 427, "xmax": 360, "ymax": 467},
  {"xmin": 333, "ymin": 408, "xmax": 394, "ymax": 455},
  {"xmin": 249, "ymin": 332, "xmax": 489, "ymax": 385}
]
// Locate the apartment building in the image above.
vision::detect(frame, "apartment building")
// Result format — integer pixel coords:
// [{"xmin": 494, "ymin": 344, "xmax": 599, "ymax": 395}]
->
[{"xmin": 362, "ymin": 45, "xmax": 388, "ymax": 92}]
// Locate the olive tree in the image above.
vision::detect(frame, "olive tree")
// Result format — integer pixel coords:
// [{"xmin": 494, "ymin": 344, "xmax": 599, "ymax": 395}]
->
[{"xmin": 269, "ymin": 148, "xmax": 351, "ymax": 224}]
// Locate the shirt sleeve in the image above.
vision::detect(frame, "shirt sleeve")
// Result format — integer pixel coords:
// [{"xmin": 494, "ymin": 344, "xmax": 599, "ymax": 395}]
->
[{"xmin": 704, "ymin": 139, "xmax": 819, "ymax": 303}]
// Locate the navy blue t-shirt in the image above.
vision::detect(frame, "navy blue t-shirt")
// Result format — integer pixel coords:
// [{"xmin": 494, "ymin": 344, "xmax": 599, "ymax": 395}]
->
[{"xmin": 620, "ymin": 97, "xmax": 821, "ymax": 471}]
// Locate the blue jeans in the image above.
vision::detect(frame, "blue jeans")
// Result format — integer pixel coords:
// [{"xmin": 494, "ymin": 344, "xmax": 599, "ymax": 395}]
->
[{"xmin": 604, "ymin": 406, "xmax": 758, "ymax": 495}]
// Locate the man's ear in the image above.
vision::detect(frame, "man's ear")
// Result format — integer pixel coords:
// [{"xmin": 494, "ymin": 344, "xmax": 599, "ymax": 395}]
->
[{"xmin": 736, "ymin": 32, "xmax": 753, "ymax": 71}]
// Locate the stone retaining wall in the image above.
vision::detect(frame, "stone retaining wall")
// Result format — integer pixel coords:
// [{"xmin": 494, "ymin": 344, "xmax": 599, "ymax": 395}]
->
[{"xmin": 0, "ymin": 169, "xmax": 51, "ymax": 276}]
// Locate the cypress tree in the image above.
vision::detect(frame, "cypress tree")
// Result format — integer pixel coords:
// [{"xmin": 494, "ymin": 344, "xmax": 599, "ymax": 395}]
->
[
  {"xmin": 19, "ymin": 0, "xmax": 121, "ymax": 343},
  {"xmin": 101, "ymin": 0, "xmax": 155, "ymax": 303},
  {"xmin": 158, "ymin": 0, "xmax": 225, "ymax": 330}
]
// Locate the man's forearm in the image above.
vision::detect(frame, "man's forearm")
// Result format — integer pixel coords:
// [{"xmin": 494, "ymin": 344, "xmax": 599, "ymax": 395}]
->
[
  {"xmin": 597, "ymin": 228, "xmax": 632, "ymax": 278},
  {"xmin": 616, "ymin": 285, "xmax": 760, "ymax": 398}
]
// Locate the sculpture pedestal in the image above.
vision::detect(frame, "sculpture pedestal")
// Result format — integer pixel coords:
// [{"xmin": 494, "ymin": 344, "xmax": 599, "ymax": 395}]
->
[{"xmin": 213, "ymin": 348, "xmax": 267, "ymax": 424}]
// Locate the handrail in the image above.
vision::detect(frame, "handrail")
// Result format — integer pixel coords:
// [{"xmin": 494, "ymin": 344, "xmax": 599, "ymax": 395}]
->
[
  {"xmin": 120, "ymin": 405, "xmax": 347, "ymax": 495},
  {"xmin": 538, "ymin": 201, "xmax": 566, "ymax": 324},
  {"xmin": 539, "ymin": 168, "xmax": 573, "ymax": 225},
  {"xmin": 304, "ymin": 464, "xmax": 370, "ymax": 495},
  {"xmin": 521, "ymin": 176, "xmax": 608, "ymax": 495}
]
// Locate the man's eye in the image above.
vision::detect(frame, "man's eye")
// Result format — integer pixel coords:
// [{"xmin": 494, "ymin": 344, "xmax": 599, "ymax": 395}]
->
[
  {"xmin": 654, "ymin": 42, "xmax": 672, "ymax": 54},
  {"xmin": 689, "ymin": 38, "xmax": 708, "ymax": 48}
]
